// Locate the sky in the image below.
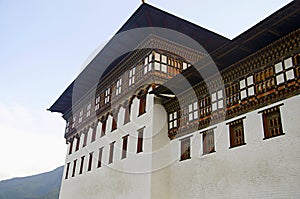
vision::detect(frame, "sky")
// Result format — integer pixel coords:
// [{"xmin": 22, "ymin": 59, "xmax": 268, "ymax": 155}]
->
[{"xmin": 0, "ymin": 0, "xmax": 293, "ymax": 181}]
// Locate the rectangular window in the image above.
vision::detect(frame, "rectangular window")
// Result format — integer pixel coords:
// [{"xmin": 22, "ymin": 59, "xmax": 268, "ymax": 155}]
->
[
  {"xmin": 116, "ymin": 79, "xmax": 122, "ymax": 96},
  {"xmin": 95, "ymin": 96, "xmax": 100, "ymax": 111},
  {"xmin": 79, "ymin": 110, "xmax": 83, "ymax": 123},
  {"xmin": 122, "ymin": 135, "xmax": 129, "ymax": 159},
  {"xmin": 129, "ymin": 67, "xmax": 136, "ymax": 86},
  {"xmin": 168, "ymin": 111, "xmax": 178, "ymax": 129},
  {"xmin": 109, "ymin": 141, "xmax": 115, "ymax": 164},
  {"xmin": 240, "ymin": 75, "xmax": 255, "ymax": 100},
  {"xmin": 144, "ymin": 54, "xmax": 153, "ymax": 74},
  {"xmin": 137, "ymin": 129, "xmax": 144, "ymax": 153},
  {"xmin": 68, "ymin": 140, "xmax": 73, "ymax": 155},
  {"xmin": 111, "ymin": 113, "xmax": 118, "ymax": 131},
  {"xmin": 72, "ymin": 159, "xmax": 77, "ymax": 177},
  {"xmin": 275, "ymin": 57, "xmax": 295, "ymax": 85},
  {"xmin": 203, "ymin": 129, "xmax": 215, "ymax": 155},
  {"xmin": 86, "ymin": 103, "xmax": 91, "ymax": 118},
  {"xmin": 188, "ymin": 101, "xmax": 198, "ymax": 121},
  {"xmin": 87, "ymin": 152, "xmax": 93, "ymax": 172},
  {"xmin": 180, "ymin": 136, "xmax": 191, "ymax": 161},
  {"xmin": 91, "ymin": 124, "xmax": 97, "ymax": 143},
  {"xmin": 139, "ymin": 95, "xmax": 147, "ymax": 116},
  {"xmin": 72, "ymin": 116, "xmax": 76, "ymax": 128},
  {"xmin": 227, "ymin": 118, "xmax": 246, "ymax": 148},
  {"xmin": 79, "ymin": 156, "xmax": 84, "ymax": 174},
  {"xmin": 83, "ymin": 132, "xmax": 88, "ymax": 147},
  {"xmin": 153, "ymin": 52, "xmax": 167, "ymax": 73},
  {"xmin": 97, "ymin": 147, "xmax": 103, "ymax": 168},
  {"xmin": 101, "ymin": 119, "xmax": 106, "ymax": 137},
  {"xmin": 259, "ymin": 104, "xmax": 284, "ymax": 139},
  {"xmin": 211, "ymin": 90, "xmax": 223, "ymax": 111},
  {"xmin": 104, "ymin": 88, "xmax": 110, "ymax": 104},
  {"xmin": 65, "ymin": 162, "xmax": 70, "ymax": 179},
  {"xmin": 75, "ymin": 137, "xmax": 80, "ymax": 151},
  {"xmin": 124, "ymin": 104, "xmax": 131, "ymax": 124}
]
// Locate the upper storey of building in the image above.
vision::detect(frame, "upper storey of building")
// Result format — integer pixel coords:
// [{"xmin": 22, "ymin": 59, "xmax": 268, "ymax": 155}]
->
[{"xmin": 48, "ymin": 1, "xmax": 300, "ymax": 118}]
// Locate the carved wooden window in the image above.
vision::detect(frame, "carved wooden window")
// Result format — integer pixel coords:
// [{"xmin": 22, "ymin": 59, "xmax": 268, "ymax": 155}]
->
[
  {"xmin": 199, "ymin": 96, "xmax": 211, "ymax": 117},
  {"xmin": 240, "ymin": 75, "xmax": 255, "ymax": 100},
  {"xmin": 260, "ymin": 105, "xmax": 284, "ymax": 139},
  {"xmin": 169, "ymin": 111, "xmax": 178, "ymax": 129},
  {"xmin": 97, "ymin": 147, "xmax": 103, "ymax": 168},
  {"xmin": 188, "ymin": 101, "xmax": 198, "ymax": 121},
  {"xmin": 75, "ymin": 136, "xmax": 80, "ymax": 151},
  {"xmin": 144, "ymin": 53, "xmax": 153, "ymax": 74},
  {"xmin": 137, "ymin": 128, "xmax": 144, "ymax": 153},
  {"xmin": 203, "ymin": 129, "xmax": 215, "ymax": 155},
  {"xmin": 122, "ymin": 135, "xmax": 129, "ymax": 159},
  {"xmin": 255, "ymin": 67, "xmax": 275, "ymax": 93},
  {"xmin": 79, "ymin": 156, "xmax": 84, "ymax": 174},
  {"xmin": 104, "ymin": 88, "xmax": 110, "ymax": 104},
  {"xmin": 180, "ymin": 136, "xmax": 191, "ymax": 161},
  {"xmin": 83, "ymin": 132, "xmax": 88, "ymax": 147},
  {"xmin": 275, "ymin": 57, "xmax": 295, "ymax": 85},
  {"xmin": 87, "ymin": 152, "xmax": 93, "ymax": 172},
  {"xmin": 227, "ymin": 118, "xmax": 246, "ymax": 148},
  {"xmin": 116, "ymin": 79, "xmax": 122, "ymax": 96},
  {"xmin": 65, "ymin": 162, "xmax": 70, "ymax": 179},
  {"xmin": 111, "ymin": 113, "xmax": 118, "ymax": 132},
  {"xmin": 79, "ymin": 110, "xmax": 83, "ymax": 123},
  {"xmin": 95, "ymin": 96, "xmax": 100, "ymax": 111},
  {"xmin": 225, "ymin": 83, "xmax": 239, "ymax": 107},
  {"xmin": 182, "ymin": 61, "xmax": 190, "ymax": 70},
  {"xmin": 72, "ymin": 159, "xmax": 77, "ymax": 177},
  {"xmin": 139, "ymin": 94, "xmax": 147, "ymax": 116},
  {"xmin": 68, "ymin": 140, "xmax": 73, "ymax": 155},
  {"xmin": 108, "ymin": 141, "xmax": 115, "ymax": 164},
  {"xmin": 86, "ymin": 103, "xmax": 91, "ymax": 118},
  {"xmin": 129, "ymin": 67, "xmax": 136, "ymax": 86},
  {"xmin": 211, "ymin": 90, "xmax": 223, "ymax": 111},
  {"xmin": 153, "ymin": 51, "xmax": 167, "ymax": 73},
  {"xmin": 101, "ymin": 119, "xmax": 106, "ymax": 137},
  {"xmin": 124, "ymin": 104, "xmax": 131, "ymax": 125}
]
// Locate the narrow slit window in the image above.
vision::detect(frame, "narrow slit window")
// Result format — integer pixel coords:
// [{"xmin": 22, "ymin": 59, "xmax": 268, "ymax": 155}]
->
[
  {"xmin": 72, "ymin": 159, "xmax": 77, "ymax": 177},
  {"xmin": 65, "ymin": 162, "xmax": 70, "ymax": 179},
  {"xmin": 109, "ymin": 142, "xmax": 115, "ymax": 164},
  {"xmin": 97, "ymin": 147, "xmax": 103, "ymax": 168},
  {"xmin": 137, "ymin": 129, "xmax": 144, "ymax": 153},
  {"xmin": 139, "ymin": 94, "xmax": 147, "ymax": 116},
  {"xmin": 87, "ymin": 152, "xmax": 93, "ymax": 172},
  {"xmin": 122, "ymin": 135, "xmax": 129, "ymax": 159},
  {"xmin": 79, "ymin": 156, "xmax": 84, "ymax": 174}
]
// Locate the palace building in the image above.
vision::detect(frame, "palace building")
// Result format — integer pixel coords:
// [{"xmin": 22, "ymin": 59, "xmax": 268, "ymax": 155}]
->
[{"xmin": 49, "ymin": 2, "xmax": 300, "ymax": 199}]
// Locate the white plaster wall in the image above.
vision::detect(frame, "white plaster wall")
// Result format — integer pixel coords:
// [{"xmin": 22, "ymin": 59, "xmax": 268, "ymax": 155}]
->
[
  {"xmin": 169, "ymin": 94, "xmax": 300, "ymax": 199},
  {"xmin": 59, "ymin": 93, "xmax": 155, "ymax": 199}
]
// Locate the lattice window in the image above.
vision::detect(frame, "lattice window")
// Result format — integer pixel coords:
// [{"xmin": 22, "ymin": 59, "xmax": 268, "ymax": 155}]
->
[
  {"xmin": 95, "ymin": 96, "xmax": 100, "ymax": 111},
  {"xmin": 240, "ymin": 75, "xmax": 255, "ymax": 100},
  {"xmin": 188, "ymin": 101, "xmax": 198, "ymax": 121},
  {"xmin": 203, "ymin": 129, "xmax": 215, "ymax": 155},
  {"xmin": 79, "ymin": 110, "xmax": 83, "ymax": 123},
  {"xmin": 104, "ymin": 88, "xmax": 110, "ymax": 104},
  {"xmin": 199, "ymin": 96, "xmax": 211, "ymax": 117},
  {"xmin": 211, "ymin": 90, "xmax": 223, "ymax": 111},
  {"xmin": 180, "ymin": 136, "xmax": 191, "ymax": 161},
  {"xmin": 225, "ymin": 83, "xmax": 239, "ymax": 107},
  {"xmin": 275, "ymin": 57, "xmax": 295, "ymax": 85},
  {"xmin": 122, "ymin": 135, "xmax": 129, "ymax": 159},
  {"xmin": 116, "ymin": 79, "xmax": 122, "ymax": 96},
  {"xmin": 169, "ymin": 111, "xmax": 178, "ymax": 129},
  {"xmin": 86, "ymin": 103, "xmax": 91, "ymax": 117},
  {"xmin": 153, "ymin": 51, "xmax": 167, "ymax": 73},
  {"xmin": 129, "ymin": 67, "xmax": 136, "ymax": 86},
  {"xmin": 227, "ymin": 118, "xmax": 246, "ymax": 148},
  {"xmin": 260, "ymin": 105, "xmax": 284, "ymax": 139},
  {"xmin": 144, "ymin": 53, "xmax": 153, "ymax": 74}
]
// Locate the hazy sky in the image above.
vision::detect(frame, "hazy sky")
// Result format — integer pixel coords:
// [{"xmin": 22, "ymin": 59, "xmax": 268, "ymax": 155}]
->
[{"xmin": 0, "ymin": 0, "xmax": 292, "ymax": 181}]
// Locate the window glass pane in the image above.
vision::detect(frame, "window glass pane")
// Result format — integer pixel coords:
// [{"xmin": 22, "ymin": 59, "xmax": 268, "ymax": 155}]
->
[
  {"xmin": 169, "ymin": 113, "xmax": 173, "ymax": 120},
  {"xmin": 286, "ymin": 69, "xmax": 295, "ymax": 80},
  {"xmin": 188, "ymin": 104, "xmax": 193, "ymax": 112},
  {"xmin": 155, "ymin": 53, "xmax": 160, "ymax": 61},
  {"xmin": 161, "ymin": 55, "xmax": 167, "ymax": 63},
  {"xmin": 248, "ymin": 86, "xmax": 255, "ymax": 96},
  {"xmin": 183, "ymin": 62, "xmax": 187, "ymax": 70},
  {"xmin": 169, "ymin": 122, "xmax": 173, "ymax": 129},
  {"xmin": 241, "ymin": 90, "xmax": 247, "ymax": 99},
  {"xmin": 154, "ymin": 62, "xmax": 160, "ymax": 71},
  {"xmin": 217, "ymin": 90, "xmax": 223, "ymax": 99},
  {"xmin": 218, "ymin": 100, "xmax": 223, "ymax": 108},
  {"xmin": 161, "ymin": 64, "xmax": 167, "ymax": 73},
  {"xmin": 247, "ymin": 76, "xmax": 253, "ymax": 85},
  {"xmin": 174, "ymin": 120, "xmax": 177, "ymax": 127},
  {"xmin": 284, "ymin": 57, "xmax": 293, "ymax": 69},
  {"xmin": 212, "ymin": 102, "xmax": 217, "ymax": 111},
  {"xmin": 276, "ymin": 73, "xmax": 285, "ymax": 85},
  {"xmin": 144, "ymin": 57, "xmax": 148, "ymax": 65},
  {"xmin": 194, "ymin": 111, "xmax": 198, "ymax": 119},
  {"xmin": 193, "ymin": 102, "xmax": 198, "ymax": 110},
  {"xmin": 189, "ymin": 113, "xmax": 193, "ymax": 121},
  {"xmin": 211, "ymin": 93, "xmax": 217, "ymax": 102},
  {"xmin": 275, "ymin": 63, "xmax": 283, "ymax": 73},
  {"xmin": 239, "ymin": 79, "xmax": 246, "ymax": 89},
  {"xmin": 174, "ymin": 112, "xmax": 177, "ymax": 118}
]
